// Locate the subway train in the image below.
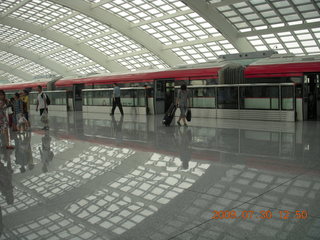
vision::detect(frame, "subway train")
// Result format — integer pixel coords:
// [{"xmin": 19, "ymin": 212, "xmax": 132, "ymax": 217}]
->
[{"xmin": 1, "ymin": 51, "xmax": 320, "ymax": 122}]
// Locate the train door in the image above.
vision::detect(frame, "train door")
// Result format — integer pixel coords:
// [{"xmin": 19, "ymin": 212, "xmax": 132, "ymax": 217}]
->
[
  {"xmin": 154, "ymin": 79, "xmax": 174, "ymax": 114},
  {"xmin": 303, "ymin": 73, "xmax": 320, "ymax": 120},
  {"xmin": 73, "ymin": 84, "xmax": 84, "ymax": 111}
]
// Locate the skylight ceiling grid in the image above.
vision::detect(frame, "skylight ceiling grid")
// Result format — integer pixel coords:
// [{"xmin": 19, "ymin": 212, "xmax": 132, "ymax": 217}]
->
[
  {"xmin": 116, "ymin": 53, "xmax": 168, "ymax": 71},
  {"xmin": 15, "ymin": 34, "xmax": 63, "ymax": 54},
  {"xmin": 18, "ymin": 62, "xmax": 56, "ymax": 76},
  {"xmin": 50, "ymin": 13, "xmax": 111, "ymax": 41},
  {"xmin": 9, "ymin": 0, "xmax": 73, "ymax": 26},
  {"xmin": 248, "ymin": 29, "xmax": 320, "ymax": 55},
  {"xmin": 0, "ymin": 24, "xmax": 29, "ymax": 43},
  {"xmin": 0, "ymin": 72, "xmax": 24, "ymax": 83},
  {"xmin": 86, "ymin": 33, "xmax": 143, "ymax": 57},
  {"xmin": 139, "ymin": 12, "xmax": 221, "ymax": 46},
  {"xmin": 0, "ymin": 0, "xmax": 22, "ymax": 14},
  {"xmin": 217, "ymin": 0, "xmax": 320, "ymax": 33},
  {"xmin": 74, "ymin": 64, "xmax": 110, "ymax": 75},
  {"xmin": 0, "ymin": 51, "xmax": 27, "ymax": 66},
  {"xmin": 172, "ymin": 40, "xmax": 239, "ymax": 64},
  {"xmin": 233, "ymin": 1, "xmax": 270, "ymax": 31},
  {"xmin": 100, "ymin": 0, "xmax": 190, "ymax": 24},
  {"xmin": 48, "ymin": 49, "xmax": 93, "ymax": 68}
]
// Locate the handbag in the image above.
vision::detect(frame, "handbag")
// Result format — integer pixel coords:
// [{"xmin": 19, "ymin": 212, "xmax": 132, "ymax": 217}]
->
[
  {"xmin": 18, "ymin": 114, "xmax": 27, "ymax": 124},
  {"xmin": 41, "ymin": 110, "xmax": 48, "ymax": 123},
  {"xmin": 186, "ymin": 109, "xmax": 191, "ymax": 122}
]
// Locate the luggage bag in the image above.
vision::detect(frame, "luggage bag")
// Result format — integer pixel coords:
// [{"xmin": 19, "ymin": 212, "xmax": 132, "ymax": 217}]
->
[{"xmin": 162, "ymin": 103, "xmax": 176, "ymax": 126}]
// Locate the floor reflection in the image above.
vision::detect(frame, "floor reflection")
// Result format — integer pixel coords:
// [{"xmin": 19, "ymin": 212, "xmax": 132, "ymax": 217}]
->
[{"xmin": 0, "ymin": 112, "xmax": 319, "ymax": 239}]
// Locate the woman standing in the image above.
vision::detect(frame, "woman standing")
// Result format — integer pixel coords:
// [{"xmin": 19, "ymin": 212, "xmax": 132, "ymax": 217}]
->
[
  {"xmin": 176, "ymin": 84, "xmax": 190, "ymax": 127},
  {"xmin": 0, "ymin": 90, "xmax": 14, "ymax": 149}
]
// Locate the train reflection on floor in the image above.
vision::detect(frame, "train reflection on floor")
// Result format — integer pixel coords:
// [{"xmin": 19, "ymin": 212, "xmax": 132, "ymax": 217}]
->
[{"xmin": 0, "ymin": 112, "xmax": 319, "ymax": 239}]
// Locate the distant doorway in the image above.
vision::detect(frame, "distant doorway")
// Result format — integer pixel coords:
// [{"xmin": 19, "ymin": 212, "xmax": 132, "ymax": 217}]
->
[
  {"xmin": 73, "ymin": 84, "xmax": 84, "ymax": 111},
  {"xmin": 303, "ymin": 73, "xmax": 320, "ymax": 120},
  {"xmin": 154, "ymin": 79, "xmax": 175, "ymax": 114}
]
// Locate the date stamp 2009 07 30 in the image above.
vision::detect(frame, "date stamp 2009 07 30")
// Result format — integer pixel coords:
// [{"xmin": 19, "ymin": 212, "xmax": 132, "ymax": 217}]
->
[{"xmin": 211, "ymin": 210, "xmax": 308, "ymax": 220}]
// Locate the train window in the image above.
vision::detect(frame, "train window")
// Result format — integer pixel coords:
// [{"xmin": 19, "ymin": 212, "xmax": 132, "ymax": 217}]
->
[
  {"xmin": 245, "ymin": 77, "xmax": 290, "ymax": 84},
  {"xmin": 94, "ymin": 84, "xmax": 108, "ymax": 89},
  {"xmin": 175, "ymin": 80, "xmax": 189, "ymax": 86},
  {"xmin": 240, "ymin": 86, "xmax": 279, "ymax": 110},
  {"xmin": 189, "ymin": 78, "xmax": 217, "ymax": 85},
  {"xmin": 281, "ymin": 86, "xmax": 294, "ymax": 110},
  {"xmin": 190, "ymin": 80, "xmax": 205, "ymax": 85},
  {"xmin": 190, "ymin": 87, "xmax": 216, "ymax": 108},
  {"xmin": 217, "ymin": 87, "xmax": 238, "ymax": 109}
]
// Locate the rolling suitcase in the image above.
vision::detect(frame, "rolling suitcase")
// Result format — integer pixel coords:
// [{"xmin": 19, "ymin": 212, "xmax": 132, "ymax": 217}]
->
[{"xmin": 162, "ymin": 103, "xmax": 176, "ymax": 126}]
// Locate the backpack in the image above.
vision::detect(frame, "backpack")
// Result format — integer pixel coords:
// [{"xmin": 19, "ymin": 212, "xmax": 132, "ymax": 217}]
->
[
  {"xmin": 41, "ymin": 93, "xmax": 51, "ymax": 106},
  {"xmin": 22, "ymin": 101, "xmax": 28, "ymax": 113}
]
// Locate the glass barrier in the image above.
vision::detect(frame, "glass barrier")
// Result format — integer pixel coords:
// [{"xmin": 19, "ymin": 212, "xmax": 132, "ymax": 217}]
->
[
  {"xmin": 83, "ymin": 89, "xmax": 146, "ymax": 107},
  {"xmin": 240, "ymin": 86, "xmax": 279, "ymax": 110},
  {"xmin": 190, "ymin": 87, "xmax": 216, "ymax": 108},
  {"xmin": 29, "ymin": 91, "xmax": 67, "ymax": 105},
  {"xmin": 83, "ymin": 90, "xmax": 112, "ymax": 106},
  {"xmin": 46, "ymin": 92, "xmax": 67, "ymax": 105},
  {"xmin": 217, "ymin": 87, "xmax": 238, "ymax": 109},
  {"xmin": 121, "ymin": 90, "xmax": 135, "ymax": 107},
  {"xmin": 281, "ymin": 86, "xmax": 294, "ymax": 110},
  {"xmin": 29, "ymin": 92, "xmax": 37, "ymax": 105},
  {"xmin": 137, "ymin": 89, "xmax": 146, "ymax": 107}
]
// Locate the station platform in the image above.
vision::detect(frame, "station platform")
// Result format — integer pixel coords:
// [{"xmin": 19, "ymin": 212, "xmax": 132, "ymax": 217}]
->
[{"xmin": 0, "ymin": 112, "xmax": 319, "ymax": 240}]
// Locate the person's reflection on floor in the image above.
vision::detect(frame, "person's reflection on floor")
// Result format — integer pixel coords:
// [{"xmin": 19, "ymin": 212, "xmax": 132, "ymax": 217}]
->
[
  {"xmin": 0, "ymin": 148, "xmax": 14, "ymax": 205},
  {"xmin": 19, "ymin": 131, "xmax": 34, "ymax": 171},
  {"xmin": 178, "ymin": 127, "xmax": 192, "ymax": 170},
  {"xmin": 0, "ymin": 138, "xmax": 14, "ymax": 238},
  {"xmin": 0, "ymin": 205, "xmax": 2, "ymax": 238},
  {"xmin": 39, "ymin": 131, "xmax": 54, "ymax": 173},
  {"xmin": 12, "ymin": 133, "xmax": 27, "ymax": 173},
  {"xmin": 111, "ymin": 115, "xmax": 124, "ymax": 144}
]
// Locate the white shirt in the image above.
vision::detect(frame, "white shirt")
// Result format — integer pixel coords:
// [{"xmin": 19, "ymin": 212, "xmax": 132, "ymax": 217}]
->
[{"xmin": 37, "ymin": 92, "xmax": 47, "ymax": 109}]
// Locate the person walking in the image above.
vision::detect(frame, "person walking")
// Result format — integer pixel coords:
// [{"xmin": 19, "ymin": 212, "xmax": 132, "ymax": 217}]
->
[
  {"xmin": 176, "ymin": 84, "xmax": 190, "ymax": 127},
  {"xmin": 20, "ymin": 90, "xmax": 30, "ymax": 130},
  {"xmin": 0, "ymin": 90, "xmax": 14, "ymax": 149},
  {"xmin": 36, "ymin": 85, "xmax": 49, "ymax": 130},
  {"xmin": 110, "ymin": 83, "xmax": 124, "ymax": 115}
]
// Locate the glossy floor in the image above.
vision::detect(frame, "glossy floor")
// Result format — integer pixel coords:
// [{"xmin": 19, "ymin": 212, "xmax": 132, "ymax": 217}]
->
[{"xmin": 0, "ymin": 112, "xmax": 319, "ymax": 240}]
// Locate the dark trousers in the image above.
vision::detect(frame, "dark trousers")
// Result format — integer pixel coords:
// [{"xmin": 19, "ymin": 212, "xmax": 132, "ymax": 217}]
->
[
  {"xmin": 40, "ymin": 108, "xmax": 48, "ymax": 116},
  {"xmin": 111, "ymin": 97, "xmax": 123, "ymax": 115}
]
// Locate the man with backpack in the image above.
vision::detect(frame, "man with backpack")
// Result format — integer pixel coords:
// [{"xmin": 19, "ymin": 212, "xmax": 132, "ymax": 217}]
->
[{"xmin": 36, "ymin": 85, "xmax": 50, "ymax": 130}]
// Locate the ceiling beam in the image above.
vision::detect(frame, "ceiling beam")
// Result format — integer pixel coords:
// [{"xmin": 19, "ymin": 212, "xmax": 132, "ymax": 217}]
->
[
  {"xmin": 239, "ymin": 22, "xmax": 320, "ymax": 37},
  {"xmin": 0, "ymin": 17, "xmax": 126, "ymax": 72},
  {"xmin": 182, "ymin": 0, "xmax": 255, "ymax": 52},
  {"xmin": 49, "ymin": 0, "xmax": 184, "ymax": 67},
  {"xmin": 163, "ymin": 36, "xmax": 225, "ymax": 50},
  {"xmin": 0, "ymin": 42, "xmax": 76, "ymax": 76},
  {"xmin": 209, "ymin": 0, "xmax": 249, "ymax": 8},
  {"xmin": 0, "ymin": 63, "xmax": 33, "ymax": 81}
]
